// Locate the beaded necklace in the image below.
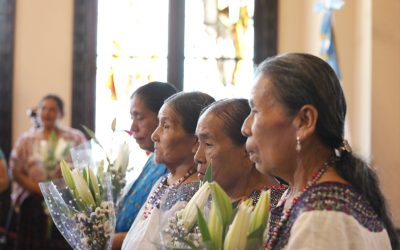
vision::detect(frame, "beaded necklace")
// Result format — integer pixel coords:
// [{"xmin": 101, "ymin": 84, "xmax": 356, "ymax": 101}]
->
[
  {"xmin": 143, "ymin": 168, "xmax": 196, "ymax": 219},
  {"xmin": 265, "ymin": 160, "xmax": 332, "ymax": 249}
]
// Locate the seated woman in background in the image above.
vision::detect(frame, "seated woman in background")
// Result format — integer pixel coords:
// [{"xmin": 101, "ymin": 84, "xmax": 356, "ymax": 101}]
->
[
  {"xmin": 122, "ymin": 91, "xmax": 215, "ymax": 249},
  {"xmin": 241, "ymin": 53, "xmax": 398, "ymax": 249},
  {"xmin": 112, "ymin": 81, "xmax": 178, "ymax": 249},
  {"xmin": 195, "ymin": 98, "xmax": 285, "ymax": 205},
  {"xmin": 0, "ymin": 149, "xmax": 9, "ymax": 192},
  {"xmin": 10, "ymin": 94, "xmax": 86, "ymax": 250}
]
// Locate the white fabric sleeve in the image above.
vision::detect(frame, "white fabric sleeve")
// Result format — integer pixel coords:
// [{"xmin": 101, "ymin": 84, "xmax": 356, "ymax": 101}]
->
[{"xmin": 284, "ymin": 211, "xmax": 391, "ymax": 250}]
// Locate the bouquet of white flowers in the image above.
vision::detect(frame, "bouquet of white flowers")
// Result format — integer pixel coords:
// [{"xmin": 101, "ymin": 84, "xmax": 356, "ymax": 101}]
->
[
  {"xmin": 39, "ymin": 160, "xmax": 116, "ymax": 250},
  {"xmin": 82, "ymin": 119, "xmax": 132, "ymax": 204},
  {"xmin": 159, "ymin": 165, "xmax": 270, "ymax": 250},
  {"xmin": 33, "ymin": 130, "xmax": 71, "ymax": 180}
]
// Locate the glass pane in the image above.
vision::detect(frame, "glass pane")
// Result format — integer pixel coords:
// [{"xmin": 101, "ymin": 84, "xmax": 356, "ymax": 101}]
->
[
  {"xmin": 96, "ymin": 0, "xmax": 169, "ymax": 181},
  {"xmin": 184, "ymin": 0, "xmax": 255, "ymax": 99}
]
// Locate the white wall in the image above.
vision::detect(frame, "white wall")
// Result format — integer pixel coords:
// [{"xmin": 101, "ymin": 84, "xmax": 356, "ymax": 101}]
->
[
  {"xmin": 371, "ymin": 0, "xmax": 400, "ymax": 227},
  {"xmin": 13, "ymin": 0, "xmax": 74, "ymax": 142}
]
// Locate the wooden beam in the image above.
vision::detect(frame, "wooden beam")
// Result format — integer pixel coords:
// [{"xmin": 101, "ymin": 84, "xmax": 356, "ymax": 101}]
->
[
  {"xmin": 0, "ymin": 0, "xmax": 16, "ymax": 159},
  {"xmin": 71, "ymin": 0, "xmax": 98, "ymax": 132},
  {"xmin": 254, "ymin": 0, "xmax": 278, "ymax": 65},
  {"xmin": 167, "ymin": 0, "xmax": 185, "ymax": 91}
]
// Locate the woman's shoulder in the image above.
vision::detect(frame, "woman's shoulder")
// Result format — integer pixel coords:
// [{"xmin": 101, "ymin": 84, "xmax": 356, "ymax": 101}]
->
[
  {"xmin": 295, "ymin": 182, "xmax": 385, "ymax": 232},
  {"xmin": 12, "ymin": 128, "xmax": 40, "ymax": 147}
]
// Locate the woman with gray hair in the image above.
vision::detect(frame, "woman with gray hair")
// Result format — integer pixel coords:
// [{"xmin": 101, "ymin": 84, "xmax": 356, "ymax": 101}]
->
[
  {"xmin": 122, "ymin": 91, "xmax": 215, "ymax": 249},
  {"xmin": 241, "ymin": 53, "xmax": 397, "ymax": 249}
]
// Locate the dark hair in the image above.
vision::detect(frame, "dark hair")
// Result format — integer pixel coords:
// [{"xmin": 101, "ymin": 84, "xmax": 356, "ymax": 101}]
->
[
  {"xmin": 201, "ymin": 98, "xmax": 250, "ymax": 146},
  {"xmin": 165, "ymin": 91, "xmax": 215, "ymax": 135},
  {"xmin": 256, "ymin": 52, "xmax": 399, "ymax": 249},
  {"xmin": 39, "ymin": 94, "xmax": 64, "ymax": 116},
  {"xmin": 131, "ymin": 81, "xmax": 178, "ymax": 114}
]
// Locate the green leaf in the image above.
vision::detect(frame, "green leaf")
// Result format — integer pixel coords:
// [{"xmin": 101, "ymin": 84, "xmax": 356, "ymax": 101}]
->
[
  {"xmin": 203, "ymin": 163, "xmax": 213, "ymax": 184},
  {"xmin": 81, "ymin": 125, "xmax": 103, "ymax": 149},
  {"xmin": 196, "ymin": 206, "xmax": 212, "ymax": 246},
  {"xmin": 111, "ymin": 117, "xmax": 117, "ymax": 132},
  {"xmin": 176, "ymin": 237, "xmax": 200, "ymax": 250},
  {"xmin": 246, "ymin": 225, "xmax": 265, "ymax": 239},
  {"xmin": 82, "ymin": 167, "xmax": 89, "ymax": 184}
]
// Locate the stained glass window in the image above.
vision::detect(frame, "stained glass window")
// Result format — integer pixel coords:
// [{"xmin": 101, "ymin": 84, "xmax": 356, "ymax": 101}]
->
[
  {"xmin": 184, "ymin": 0, "xmax": 255, "ymax": 99},
  {"xmin": 95, "ymin": 0, "xmax": 255, "ymax": 178}
]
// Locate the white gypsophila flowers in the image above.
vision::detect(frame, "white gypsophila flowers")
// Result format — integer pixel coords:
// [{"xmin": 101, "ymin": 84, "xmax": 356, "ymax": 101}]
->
[
  {"xmin": 72, "ymin": 202, "xmax": 115, "ymax": 250},
  {"xmin": 162, "ymin": 213, "xmax": 203, "ymax": 249}
]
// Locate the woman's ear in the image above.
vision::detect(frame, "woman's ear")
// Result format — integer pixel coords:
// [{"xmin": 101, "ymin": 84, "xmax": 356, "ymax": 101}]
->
[{"xmin": 293, "ymin": 104, "xmax": 318, "ymax": 140}]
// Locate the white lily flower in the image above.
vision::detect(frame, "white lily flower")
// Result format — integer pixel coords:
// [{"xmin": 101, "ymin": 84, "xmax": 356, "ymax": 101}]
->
[
  {"xmin": 223, "ymin": 202, "xmax": 252, "ymax": 250},
  {"xmin": 180, "ymin": 182, "xmax": 211, "ymax": 230},
  {"xmin": 113, "ymin": 143, "xmax": 129, "ymax": 173}
]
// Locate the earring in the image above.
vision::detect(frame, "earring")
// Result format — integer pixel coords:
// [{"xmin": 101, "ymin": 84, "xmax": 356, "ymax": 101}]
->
[{"xmin": 296, "ymin": 136, "xmax": 301, "ymax": 152}]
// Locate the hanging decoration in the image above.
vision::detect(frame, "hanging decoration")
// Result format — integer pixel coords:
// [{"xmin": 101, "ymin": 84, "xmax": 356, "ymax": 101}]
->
[{"xmin": 315, "ymin": 0, "xmax": 345, "ymax": 80}]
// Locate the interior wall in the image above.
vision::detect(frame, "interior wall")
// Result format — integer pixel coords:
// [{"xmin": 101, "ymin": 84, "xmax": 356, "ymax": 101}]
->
[
  {"xmin": 371, "ymin": 0, "xmax": 400, "ymax": 227},
  {"xmin": 12, "ymin": 0, "xmax": 73, "ymax": 143},
  {"xmin": 278, "ymin": 0, "xmax": 371, "ymax": 158}
]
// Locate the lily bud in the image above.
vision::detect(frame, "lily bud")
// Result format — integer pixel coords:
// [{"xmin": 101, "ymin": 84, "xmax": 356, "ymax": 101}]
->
[
  {"xmin": 87, "ymin": 167, "xmax": 102, "ymax": 206},
  {"xmin": 209, "ymin": 182, "xmax": 232, "ymax": 227},
  {"xmin": 72, "ymin": 169, "xmax": 96, "ymax": 210},
  {"xmin": 248, "ymin": 190, "xmax": 270, "ymax": 234},
  {"xmin": 208, "ymin": 201, "xmax": 223, "ymax": 250},
  {"xmin": 223, "ymin": 202, "xmax": 252, "ymax": 250},
  {"xmin": 180, "ymin": 182, "xmax": 211, "ymax": 230},
  {"xmin": 60, "ymin": 160, "xmax": 76, "ymax": 193}
]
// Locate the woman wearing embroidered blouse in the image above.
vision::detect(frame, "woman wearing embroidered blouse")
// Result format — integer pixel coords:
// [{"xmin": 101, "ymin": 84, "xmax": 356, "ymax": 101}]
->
[
  {"xmin": 195, "ymin": 98, "xmax": 284, "ymax": 205},
  {"xmin": 241, "ymin": 53, "xmax": 398, "ymax": 250},
  {"xmin": 10, "ymin": 94, "xmax": 86, "ymax": 249},
  {"xmin": 122, "ymin": 91, "xmax": 215, "ymax": 249}
]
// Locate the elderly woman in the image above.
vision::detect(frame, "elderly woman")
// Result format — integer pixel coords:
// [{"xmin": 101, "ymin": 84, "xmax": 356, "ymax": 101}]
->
[
  {"xmin": 195, "ymin": 98, "xmax": 284, "ymax": 205},
  {"xmin": 10, "ymin": 94, "xmax": 86, "ymax": 249},
  {"xmin": 241, "ymin": 53, "xmax": 398, "ymax": 249},
  {"xmin": 112, "ymin": 82, "xmax": 178, "ymax": 249},
  {"xmin": 122, "ymin": 91, "xmax": 215, "ymax": 249}
]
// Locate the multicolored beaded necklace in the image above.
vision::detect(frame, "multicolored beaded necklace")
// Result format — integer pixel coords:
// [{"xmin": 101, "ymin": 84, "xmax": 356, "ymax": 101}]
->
[
  {"xmin": 265, "ymin": 160, "xmax": 332, "ymax": 249},
  {"xmin": 143, "ymin": 168, "xmax": 196, "ymax": 219}
]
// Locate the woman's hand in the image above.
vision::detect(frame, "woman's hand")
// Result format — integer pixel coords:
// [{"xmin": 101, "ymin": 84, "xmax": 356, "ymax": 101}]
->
[{"xmin": 112, "ymin": 232, "xmax": 127, "ymax": 250}]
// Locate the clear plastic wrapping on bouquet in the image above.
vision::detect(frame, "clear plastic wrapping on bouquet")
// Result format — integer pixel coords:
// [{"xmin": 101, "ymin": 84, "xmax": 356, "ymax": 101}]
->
[{"xmin": 39, "ymin": 174, "xmax": 116, "ymax": 250}]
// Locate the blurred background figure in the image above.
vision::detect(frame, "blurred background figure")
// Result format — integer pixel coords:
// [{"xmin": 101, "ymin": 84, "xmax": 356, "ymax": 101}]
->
[
  {"xmin": 9, "ymin": 94, "xmax": 86, "ymax": 250},
  {"xmin": 0, "ymin": 149, "xmax": 9, "ymax": 192}
]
